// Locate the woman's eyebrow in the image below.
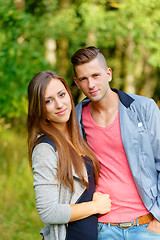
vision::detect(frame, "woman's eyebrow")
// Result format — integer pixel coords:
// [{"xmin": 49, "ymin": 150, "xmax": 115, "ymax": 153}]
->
[{"xmin": 44, "ymin": 88, "xmax": 65, "ymax": 99}]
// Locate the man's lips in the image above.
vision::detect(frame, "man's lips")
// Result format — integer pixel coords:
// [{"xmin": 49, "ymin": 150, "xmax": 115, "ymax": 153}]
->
[
  {"xmin": 56, "ymin": 109, "xmax": 67, "ymax": 115},
  {"xmin": 89, "ymin": 89, "xmax": 99, "ymax": 95}
]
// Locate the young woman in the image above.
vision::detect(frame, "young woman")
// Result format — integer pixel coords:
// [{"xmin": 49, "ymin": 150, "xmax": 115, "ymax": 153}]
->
[{"xmin": 27, "ymin": 70, "xmax": 111, "ymax": 240}]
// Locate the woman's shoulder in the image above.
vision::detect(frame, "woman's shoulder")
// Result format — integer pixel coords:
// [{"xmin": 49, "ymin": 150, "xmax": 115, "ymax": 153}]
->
[
  {"xmin": 32, "ymin": 135, "xmax": 58, "ymax": 168},
  {"xmin": 34, "ymin": 135, "xmax": 57, "ymax": 151}
]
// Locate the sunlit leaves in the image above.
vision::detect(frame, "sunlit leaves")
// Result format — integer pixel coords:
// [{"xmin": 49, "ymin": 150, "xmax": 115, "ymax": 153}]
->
[{"xmin": 0, "ymin": 0, "xmax": 160, "ymax": 123}]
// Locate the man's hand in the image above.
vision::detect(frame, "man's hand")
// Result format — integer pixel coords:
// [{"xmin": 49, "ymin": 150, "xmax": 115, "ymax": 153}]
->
[{"xmin": 147, "ymin": 218, "xmax": 160, "ymax": 233}]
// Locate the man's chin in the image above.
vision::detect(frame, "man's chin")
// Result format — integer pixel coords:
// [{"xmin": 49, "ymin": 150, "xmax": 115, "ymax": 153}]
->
[{"xmin": 89, "ymin": 96, "xmax": 101, "ymax": 102}]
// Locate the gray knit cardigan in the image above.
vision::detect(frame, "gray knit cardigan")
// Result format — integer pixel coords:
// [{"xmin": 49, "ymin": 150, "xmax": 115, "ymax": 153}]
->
[{"xmin": 32, "ymin": 142, "xmax": 88, "ymax": 240}]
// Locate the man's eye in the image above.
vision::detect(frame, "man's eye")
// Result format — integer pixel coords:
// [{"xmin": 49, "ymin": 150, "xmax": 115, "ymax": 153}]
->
[
  {"xmin": 80, "ymin": 78, "xmax": 87, "ymax": 81},
  {"xmin": 45, "ymin": 99, "xmax": 52, "ymax": 104},
  {"xmin": 93, "ymin": 74, "xmax": 99, "ymax": 78}
]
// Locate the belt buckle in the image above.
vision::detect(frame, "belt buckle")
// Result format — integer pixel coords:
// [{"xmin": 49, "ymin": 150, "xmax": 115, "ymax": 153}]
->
[{"xmin": 117, "ymin": 221, "xmax": 135, "ymax": 229}]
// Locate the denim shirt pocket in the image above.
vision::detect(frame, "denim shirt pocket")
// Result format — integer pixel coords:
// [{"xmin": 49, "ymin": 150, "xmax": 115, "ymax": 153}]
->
[
  {"xmin": 142, "ymin": 183, "xmax": 157, "ymax": 201},
  {"xmin": 150, "ymin": 184, "xmax": 157, "ymax": 198},
  {"xmin": 137, "ymin": 122, "xmax": 146, "ymax": 133}
]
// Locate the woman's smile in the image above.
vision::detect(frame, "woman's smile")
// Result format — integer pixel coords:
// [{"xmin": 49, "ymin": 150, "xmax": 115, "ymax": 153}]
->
[{"xmin": 44, "ymin": 78, "xmax": 72, "ymax": 129}]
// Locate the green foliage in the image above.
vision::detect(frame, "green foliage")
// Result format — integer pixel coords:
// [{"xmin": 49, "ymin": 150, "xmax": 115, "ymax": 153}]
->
[
  {"xmin": 0, "ymin": 0, "xmax": 160, "ymax": 124},
  {"xmin": 0, "ymin": 1, "xmax": 160, "ymax": 237},
  {"xmin": 0, "ymin": 1, "xmax": 52, "ymax": 122},
  {"xmin": 0, "ymin": 127, "xmax": 44, "ymax": 239},
  {"xmin": 48, "ymin": 6, "xmax": 79, "ymax": 39},
  {"xmin": 0, "ymin": 3, "xmax": 160, "ymax": 238}
]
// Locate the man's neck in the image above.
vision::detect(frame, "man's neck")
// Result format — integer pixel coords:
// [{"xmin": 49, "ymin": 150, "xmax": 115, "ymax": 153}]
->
[{"xmin": 89, "ymin": 90, "xmax": 119, "ymax": 127}]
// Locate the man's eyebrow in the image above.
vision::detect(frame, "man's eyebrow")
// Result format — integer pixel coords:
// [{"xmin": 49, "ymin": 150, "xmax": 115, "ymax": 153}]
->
[{"xmin": 77, "ymin": 72, "xmax": 100, "ymax": 80}]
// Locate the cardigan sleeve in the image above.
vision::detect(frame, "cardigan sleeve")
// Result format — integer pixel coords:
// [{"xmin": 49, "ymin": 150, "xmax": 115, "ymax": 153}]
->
[{"xmin": 32, "ymin": 143, "xmax": 72, "ymax": 224}]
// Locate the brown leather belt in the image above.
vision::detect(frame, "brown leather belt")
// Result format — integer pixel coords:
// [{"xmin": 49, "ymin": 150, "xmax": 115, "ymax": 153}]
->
[{"xmin": 105, "ymin": 214, "xmax": 153, "ymax": 229}]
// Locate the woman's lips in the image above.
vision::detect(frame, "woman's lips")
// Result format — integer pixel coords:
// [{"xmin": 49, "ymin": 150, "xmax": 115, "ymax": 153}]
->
[{"xmin": 56, "ymin": 109, "xmax": 67, "ymax": 115}]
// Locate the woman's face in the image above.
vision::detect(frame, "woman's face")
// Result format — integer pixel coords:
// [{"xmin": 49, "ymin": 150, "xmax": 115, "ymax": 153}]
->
[{"xmin": 44, "ymin": 78, "xmax": 72, "ymax": 129}]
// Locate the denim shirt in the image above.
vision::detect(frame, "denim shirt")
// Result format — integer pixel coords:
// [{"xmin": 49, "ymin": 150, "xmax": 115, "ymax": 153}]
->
[{"xmin": 75, "ymin": 89, "xmax": 160, "ymax": 221}]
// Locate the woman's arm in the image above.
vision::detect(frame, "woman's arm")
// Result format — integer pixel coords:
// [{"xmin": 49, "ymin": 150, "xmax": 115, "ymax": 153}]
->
[
  {"xmin": 32, "ymin": 143, "xmax": 72, "ymax": 224},
  {"xmin": 70, "ymin": 192, "xmax": 111, "ymax": 222},
  {"xmin": 32, "ymin": 143, "xmax": 111, "ymax": 224}
]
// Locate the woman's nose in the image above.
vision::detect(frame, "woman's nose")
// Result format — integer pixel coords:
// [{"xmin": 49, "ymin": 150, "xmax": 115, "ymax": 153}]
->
[{"xmin": 55, "ymin": 99, "xmax": 63, "ymax": 108}]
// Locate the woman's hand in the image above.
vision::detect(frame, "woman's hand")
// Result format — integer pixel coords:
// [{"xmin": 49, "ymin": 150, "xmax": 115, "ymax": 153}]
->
[
  {"xmin": 69, "ymin": 192, "xmax": 111, "ymax": 222},
  {"xmin": 92, "ymin": 192, "xmax": 111, "ymax": 214}
]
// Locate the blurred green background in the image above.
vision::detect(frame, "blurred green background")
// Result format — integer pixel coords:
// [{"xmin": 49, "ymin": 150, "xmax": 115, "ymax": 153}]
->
[{"xmin": 0, "ymin": 0, "xmax": 160, "ymax": 239}]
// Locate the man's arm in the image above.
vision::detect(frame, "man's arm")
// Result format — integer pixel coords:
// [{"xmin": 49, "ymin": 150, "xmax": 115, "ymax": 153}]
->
[{"xmin": 146, "ymin": 99, "xmax": 160, "ymax": 231}]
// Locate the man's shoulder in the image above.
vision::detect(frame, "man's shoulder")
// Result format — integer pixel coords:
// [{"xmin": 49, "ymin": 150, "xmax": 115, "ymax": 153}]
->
[
  {"xmin": 75, "ymin": 98, "xmax": 90, "ymax": 110},
  {"xmin": 127, "ymin": 93, "xmax": 159, "ymax": 115},
  {"xmin": 113, "ymin": 88, "xmax": 154, "ymax": 108},
  {"xmin": 128, "ymin": 93, "xmax": 152, "ymax": 103},
  {"xmin": 75, "ymin": 98, "xmax": 90, "ymax": 122}
]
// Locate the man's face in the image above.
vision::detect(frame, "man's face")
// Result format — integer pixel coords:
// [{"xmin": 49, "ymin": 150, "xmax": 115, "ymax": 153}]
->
[{"xmin": 74, "ymin": 58, "xmax": 112, "ymax": 102}]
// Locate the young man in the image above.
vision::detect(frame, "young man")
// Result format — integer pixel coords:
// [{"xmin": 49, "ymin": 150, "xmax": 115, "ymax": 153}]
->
[{"xmin": 71, "ymin": 46, "xmax": 160, "ymax": 239}]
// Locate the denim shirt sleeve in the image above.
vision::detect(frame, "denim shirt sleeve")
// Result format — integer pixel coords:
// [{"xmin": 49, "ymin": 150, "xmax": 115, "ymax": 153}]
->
[
  {"xmin": 146, "ymin": 99, "xmax": 160, "ymax": 166},
  {"xmin": 145, "ymin": 99, "xmax": 160, "ymax": 221}
]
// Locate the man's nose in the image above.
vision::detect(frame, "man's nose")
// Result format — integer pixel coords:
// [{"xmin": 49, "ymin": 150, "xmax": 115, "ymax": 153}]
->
[{"xmin": 88, "ymin": 78, "xmax": 95, "ymax": 89}]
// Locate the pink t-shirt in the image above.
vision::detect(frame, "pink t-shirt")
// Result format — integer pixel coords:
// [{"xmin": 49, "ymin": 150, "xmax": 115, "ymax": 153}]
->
[{"xmin": 82, "ymin": 103, "xmax": 149, "ymax": 223}]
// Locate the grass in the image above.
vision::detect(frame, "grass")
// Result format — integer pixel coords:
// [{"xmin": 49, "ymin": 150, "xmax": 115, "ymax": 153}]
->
[{"xmin": 0, "ymin": 125, "xmax": 45, "ymax": 240}]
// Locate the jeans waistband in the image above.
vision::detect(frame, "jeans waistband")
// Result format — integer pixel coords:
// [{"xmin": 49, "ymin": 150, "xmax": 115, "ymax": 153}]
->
[{"xmin": 102, "ymin": 214, "xmax": 153, "ymax": 230}]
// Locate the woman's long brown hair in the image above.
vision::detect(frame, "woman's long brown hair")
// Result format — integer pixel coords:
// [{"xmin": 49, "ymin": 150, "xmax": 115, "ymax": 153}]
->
[{"xmin": 27, "ymin": 70, "xmax": 99, "ymax": 191}]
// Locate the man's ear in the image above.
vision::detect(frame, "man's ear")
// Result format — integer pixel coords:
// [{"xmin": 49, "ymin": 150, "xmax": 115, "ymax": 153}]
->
[
  {"xmin": 107, "ymin": 68, "xmax": 112, "ymax": 82},
  {"xmin": 74, "ymin": 77, "xmax": 80, "ymax": 89}
]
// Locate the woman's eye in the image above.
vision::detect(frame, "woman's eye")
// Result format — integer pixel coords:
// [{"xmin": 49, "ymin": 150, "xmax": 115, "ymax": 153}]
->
[
  {"xmin": 60, "ymin": 92, "xmax": 65, "ymax": 97},
  {"xmin": 45, "ymin": 99, "xmax": 52, "ymax": 104}
]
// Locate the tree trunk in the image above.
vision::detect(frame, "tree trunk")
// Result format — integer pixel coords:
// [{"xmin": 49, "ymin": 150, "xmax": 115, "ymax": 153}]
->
[
  {"xmin": 56, "ymin": 0, "xmax": 71, "ymax": 77},
  {"xmin": 14, "ymin": 0, "xmax": 25, "ymax": 11},
  {"xmin": 113, "ymin": 36, "xmax": 123, "ymax": 89},
  {"xmin": 139, "ymin": 52, "xmax": 157, "ymax": 98},
  {"xmin": 45, "ymin": 38, "xmax": 56, "ymax": 66},
  {"xmin": 86, "ymin": 29, "xmax": 97, "ymax": 46},
  {"xmin": 123, "ymin": 34, "xmax": 135, "ymax": 94},
  {"xmin": 56, "ymin": 39, "xmax": 69, "ymax": 77}
]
